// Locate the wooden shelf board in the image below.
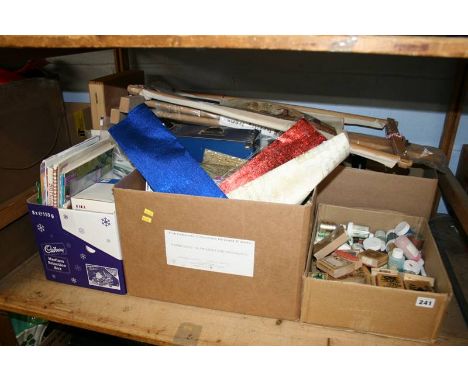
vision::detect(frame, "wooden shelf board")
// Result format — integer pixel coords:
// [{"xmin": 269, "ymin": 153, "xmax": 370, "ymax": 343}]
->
[
  {"xmin": 0, "ymin": 255, "xmax": 466, "ymax": 345},
  {"xmin": 1, "ymin": 36, "xmax": 468, "ymax": 58}
]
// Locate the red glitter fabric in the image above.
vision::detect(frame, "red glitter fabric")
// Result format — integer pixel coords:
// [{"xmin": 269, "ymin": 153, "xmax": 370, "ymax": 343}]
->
[{"xmin": 219, "ymin": 118, "xmax": 327, "ymax": 194}]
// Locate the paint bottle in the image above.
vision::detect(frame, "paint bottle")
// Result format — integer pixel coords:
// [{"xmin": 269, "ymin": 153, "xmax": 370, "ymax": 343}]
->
[
  {"xmin": 386, "ymin": 229, "xmax": 397, "ymax": 242},
  {"xmin": 388, "ymin": 248, "xmax": 405, "ymax": 271},
  {"xmin": 347, "ymin": 222, "xmax": 370, "ymax": 239},
  {"xmin": 395, "ymin": 235, "xmax": 421, "ymax": 261},
  {"xmin": 363, "ymin": 237, "xmax": 383, "ymax": 251},
  {"xmin": 395, "ymin": 221, "xmax": 416, "ymax": 237},
  {"xmin": 375, "ymin": 230, "xmax": 386, "ymax": 242}
]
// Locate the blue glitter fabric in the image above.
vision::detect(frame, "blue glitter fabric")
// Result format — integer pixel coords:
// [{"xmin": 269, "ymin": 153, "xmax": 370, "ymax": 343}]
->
[{"xmin": 109, "ymin": 104, "xmax": 226, "ymax": 198}]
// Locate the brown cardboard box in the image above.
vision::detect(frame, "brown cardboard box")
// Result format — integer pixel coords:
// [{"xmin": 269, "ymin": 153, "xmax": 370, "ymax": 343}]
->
[
  {"xmin": 317, "ymin": 166, "xmax": 438, "ymax": 220},
  {"xmin": 114, "ymin": 171, "xmax": 314, "ymax": 320},
  {"xmin": 301, "ymin": 204, "xmax": 452, "ymax": 340},
  {"xmin": 64, "ymin": 102, "xmax": 92, "ymax": 145},
  {"xmin": 88, "ymin": 70, "xmax": 144, "ymax": 129}
]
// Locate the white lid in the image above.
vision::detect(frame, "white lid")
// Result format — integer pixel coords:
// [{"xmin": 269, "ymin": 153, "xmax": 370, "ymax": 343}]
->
[
  {"xmin": 338, "ymin": 243, "xmax": 351, "ymax": 251},
  {"xmin": 395, "ymin": 221, "xmax": 410, "ymax": 236},
  {"xmin": 386, "ymin": 229, "xmax": 395, "ymax": 236},
  {"xmin": 368, "ymin": 232, "xmax": 374, "ymax": 238},
  {"xmin": 392, "ymin": 248, "xmax": 404, "ymax": 259},
  {"xmin": 363, "ymin": 237, "xmax": 382, "ymax": 251}
]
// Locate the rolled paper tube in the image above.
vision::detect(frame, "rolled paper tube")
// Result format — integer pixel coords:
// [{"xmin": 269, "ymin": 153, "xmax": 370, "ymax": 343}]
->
[
  {"xmin": 220, "ymin": 118, "xmax": 327, "ymax": 194},
  {"xmin": 109, "ymin": 104, "xmax": 226, "ymax": 199},
  {"xmin": 226, "ymin": 133, "xmax": 350, "ymax": 204}
]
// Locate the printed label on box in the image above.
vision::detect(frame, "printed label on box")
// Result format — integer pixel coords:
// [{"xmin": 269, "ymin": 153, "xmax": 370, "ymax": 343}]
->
[
  {"xmin": 45, "ymin": 255, "xmax": 70, "ymax": 273},
  {"xmin": 415, "ymin": 296, "xmax": 436, "ymax": 309},
  {"xmin": 165, "ymin": 230, "xmax": 255, "ymax": 277},
  {"xmin": 85, "ymin": 264, "xmax": 121, "ymax": 290},
  {"xmin": 41, "ymin": 242, "xmax": 67, "ymax": 256}
]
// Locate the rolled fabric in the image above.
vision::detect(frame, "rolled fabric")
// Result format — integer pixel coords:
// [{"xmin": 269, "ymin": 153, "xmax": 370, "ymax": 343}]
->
[
  {"xmin": 220, "ymin": 118, "xmax": 326, "ymax": 194},
  {"xmin": 227, "ymin": 132, "xmax": 350, "ymax": 204},
  {"xmin": 109, "ymin": 104, "xmax": 226, "ymax": 198}
]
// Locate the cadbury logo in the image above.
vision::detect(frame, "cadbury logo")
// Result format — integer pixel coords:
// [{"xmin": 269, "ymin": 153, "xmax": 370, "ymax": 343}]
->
[{"xmin": 43, "ymin": 244, "xmax": 65, "ymax": 254}]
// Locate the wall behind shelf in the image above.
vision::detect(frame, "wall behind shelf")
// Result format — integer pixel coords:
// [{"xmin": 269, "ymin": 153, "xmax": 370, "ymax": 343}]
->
[{"xmin": 46, "ymin": 48, "xmax": 467, "ymax": 213}]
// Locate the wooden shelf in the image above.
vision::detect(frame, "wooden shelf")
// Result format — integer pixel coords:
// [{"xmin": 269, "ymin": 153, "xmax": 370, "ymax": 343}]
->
[
  {"xmin": 1, "ymin": 36, "xmax": 468, "ymax": 58},
  {"xmin": 0, "ymin": 255, "xmax": 467, "ymax": 346}
]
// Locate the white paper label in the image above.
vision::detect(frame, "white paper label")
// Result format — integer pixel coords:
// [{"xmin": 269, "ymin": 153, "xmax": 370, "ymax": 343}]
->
[
  {"xmin": 164, "ymin": 230, "xmax": 255, "ymax": 277},
  {"xmin": 415, "ymin": 297, "xmax": 436, "ymax": 309}
]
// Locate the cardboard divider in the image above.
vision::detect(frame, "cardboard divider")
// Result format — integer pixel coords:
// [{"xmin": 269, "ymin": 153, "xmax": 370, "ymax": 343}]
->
[{"xmin": 301, "ymin": 203, "xmax": 453, "ymax": 340}]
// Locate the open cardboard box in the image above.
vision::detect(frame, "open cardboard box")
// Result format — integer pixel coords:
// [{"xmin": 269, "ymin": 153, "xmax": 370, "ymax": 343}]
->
[
  {"xmin": 113, "ymin": 170, "xmax": 314, "ymax": 320},
  {"xmin": 301, "ymin": 203, "xmax": 453, "ymax": 340},
  {"xmin": 317, "ymin": 166, "xmax": 438, "ymax": 220}
]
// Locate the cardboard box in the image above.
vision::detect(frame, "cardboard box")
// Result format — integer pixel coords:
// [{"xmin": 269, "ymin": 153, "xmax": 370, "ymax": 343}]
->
[
  {"xmin": 301, "ymin": 204, "xmax": 453, "ymax": 340},
  {"xmin": 317, "ymin": 166, "xmax": 438, "ymax": 220},
  {"xmin": 27, "ymin": 198, "xmax": 126, "ymax": 294},
  {"xmin": 88, "ymin": 70, "xmax": 144, "ymax": 129},
  {"xmin": 113, "ymin": 170, "xmax": 314, "ymax": 320},
  {"xmin": 65, "ymin": 102, "xmax": 92, "ymax": 145}
]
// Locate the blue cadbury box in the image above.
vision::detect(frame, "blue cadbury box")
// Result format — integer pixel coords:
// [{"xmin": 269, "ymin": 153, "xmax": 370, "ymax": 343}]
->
[
  {"xmin": 27, "ymin": 198, "xmax": 126, "ymax": 294},
  {"xmin": 170, "ymin": 125, "xmax": 259, "ymax": 162}
]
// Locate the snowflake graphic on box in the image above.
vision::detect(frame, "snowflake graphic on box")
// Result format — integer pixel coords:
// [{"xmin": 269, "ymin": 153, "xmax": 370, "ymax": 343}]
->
[
  {"xmin": 71, "ymin": 277, "xmax": 77, "ymax": 284},
  {"xmin": 36, "ymin": 224, "xmax": 45, "ymax": 233},
  {"xmin": 80, "ymin": 253, "xmax": 87, "ymax": 260},
  {"xmin": 101, "ymin": 217, "xmax": 111, "ymax": 227},
  {"xmin": 74, "ymin": 264, "xmax": 82, "ymax": 272}
]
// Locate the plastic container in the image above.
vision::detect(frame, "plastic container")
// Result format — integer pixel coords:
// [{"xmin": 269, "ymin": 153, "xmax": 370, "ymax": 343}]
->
[
  {"xmin": 347, "ymin": 222, "xmax": 370, "ymax": 239},
  {"xmin": 363, "ymin": 237, "xmax": 382, "ymax": 251},
  {"xmin": 388, "ymin": 248, "xmax": 405, "ymax": 271},
  {"xmin": 386, "ymin": 229, "xmax": 397, "ymax": 242},
  {"xmin": 404, "ymin": 259, "xmax": 421, "ymax": 274},
  {"xmin": 395, "ymin": 235, "xmax": 421, "ymax": 261},
  {"xmin": 395, "ymin": 221, "xmax": 411, "ymax": 236}
]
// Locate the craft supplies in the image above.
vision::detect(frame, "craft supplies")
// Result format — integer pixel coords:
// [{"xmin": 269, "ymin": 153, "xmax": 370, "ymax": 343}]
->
[
  {"xmin": 319, "ymin": 222, "xmax": 339, "ymax": 231},
  {"xmin": 403, "ymin": 259, "xmax": 422, "ymax": 274},
  {"xmin": 388, "ymin": 248, "xmax": 405, "ymax": 271},
  {"xmin": 328, "ymin": 266, "xmax": 371, "ymax": 285},
  {"xmin": 408, "ymin": 234, "xmax": 425, "ymax": 250},
  {"xmin": 359, "ymin": 250, "xmax": 388, "ymax": 268},
  {"xmin": 316, "ymin": 253, "xmax": 356, "ymax": 279},
  {"xmin": 347, "ymin": 222, "xmax": 370, "ymax": 239},
  {"xmin": 395, "ymin": 235, "xmax": 421, "ymax": 261},
  {"xmin": 363, "ymin": 237, "xmax": 382, "ymax": 251},
  {"xmin": 334, "ymin": 250, "xmax": 362, "ymax": 269},
  {"xmin": 351, "ymin": 243, "xmax": 364, "ymax": 253},
  {"xmin": 403, "ymin": 273, "xmax": 435, "ymax": 288},
  {"xmin": 219, "ymin": 118, "xmax": 326, "ymax": 194},
  {"xmin": 375, "ymin": 230, "xmax": 386, "ymax": 242},
  {"xmin": 376, "ymin": 273, "xmax": 405, "ymax": 289},
  {"xmin": 394, "ymin": 221, "xmax": 411, "ymax": 236},
  {"xmin": 313, "ymin": 226, "xmax": 349, "ymax": 260},
  {"xmin": 225, "ymin": 132, "xmax": 349, "ymax": 204},
  {"xmin": 109, "ymin": 104, "xmax": 226, "ymax": 199},
  {"xmin": 386, "ymin": 229, "xmax": 397, "ymax": 242}
]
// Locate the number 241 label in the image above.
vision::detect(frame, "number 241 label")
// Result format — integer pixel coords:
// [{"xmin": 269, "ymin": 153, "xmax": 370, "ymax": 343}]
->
[{"xmin": 415, "ymin": 297, "xmax": 436, "ymax": 308}]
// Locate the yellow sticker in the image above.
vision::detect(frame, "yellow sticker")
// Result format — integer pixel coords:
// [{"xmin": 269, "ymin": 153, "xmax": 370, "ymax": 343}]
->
[
  {"xmin": 141, "ymin": 215, "xmax": 152, "ymax": 223},
  {"xmin": 143, "ymin": 208, "xmax": 154, "ymax": 217}
]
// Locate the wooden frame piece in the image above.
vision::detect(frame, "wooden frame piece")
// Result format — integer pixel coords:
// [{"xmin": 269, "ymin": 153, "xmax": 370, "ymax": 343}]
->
[{"xmin": 0, "ymin": 187, "xmax": 36, "ymax": 230}]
